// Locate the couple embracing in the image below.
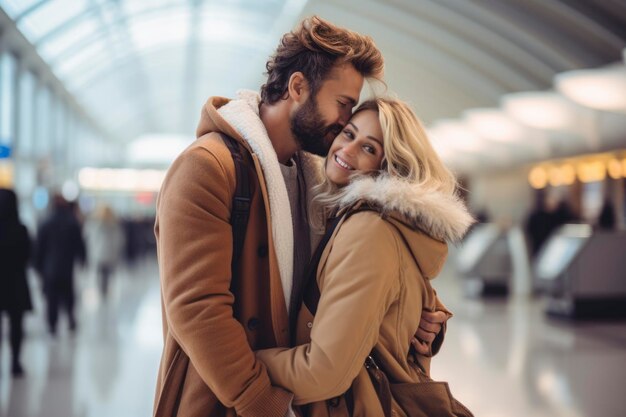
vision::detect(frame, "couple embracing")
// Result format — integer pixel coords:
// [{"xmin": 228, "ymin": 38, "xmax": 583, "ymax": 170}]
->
[{"xmin": 153, "ymin": 16, "xmax": 474, "ymax": 417}]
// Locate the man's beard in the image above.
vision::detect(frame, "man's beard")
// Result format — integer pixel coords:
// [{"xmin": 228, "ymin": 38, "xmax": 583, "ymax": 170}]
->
[{"xmin": 291, "ymin": 96, "xmax": 342, "ymax": 157}]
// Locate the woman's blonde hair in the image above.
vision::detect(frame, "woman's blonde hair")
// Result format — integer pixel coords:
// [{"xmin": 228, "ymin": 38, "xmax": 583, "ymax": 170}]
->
[{"xmin": 310, "ymin": 97, "xmax": 458, "ymax": 230}]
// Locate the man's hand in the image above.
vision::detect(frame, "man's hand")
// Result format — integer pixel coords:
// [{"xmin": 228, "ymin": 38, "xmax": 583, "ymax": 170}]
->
[{"xmin": 410, "ymin": 310, "xmax": 449, "ymax": 355}]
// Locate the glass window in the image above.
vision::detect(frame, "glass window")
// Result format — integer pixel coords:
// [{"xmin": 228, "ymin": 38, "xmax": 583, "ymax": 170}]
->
[
  {"xmin": 0, "ymin": 52, "xmax": 17, "ymax": 147},
  {"xmin": 18, "ymin": 70, "xmax": 36, "ymax": 157},
  {"xmin": 66, "ymin": 111, "xmax": 77, "ymax": 167},
  {"xmin": 581, "ymin": 181, "xmax": 604, "ymax": 222},
  {"xmin": 122, "ymin": 0, "xmax": 187, "ymax": 16},
  {"xmin": 38, "ymin": 15, "xmax": 100, "ymax": 61},
  {"xmin": 17, "ymin": 0, "xmax": 89, "ymax": 43},
  {"xmin": 35, "ymin": 85, "xmax": 51, "ymax": 158},
  {"xmin": 3, "ymin": 0, "xmax": 292, "ymax": 152},
  {"xmin": 82, "ymin": 131, "xmax": 99, "ymax": 166},
  {"xmin": 54, "ymin": 99, "xmax": 67, "ymax": 161},
  {"xmin": 53, "ymin": 36, "xmax": 106, "ymax": 84},
  {"xmin": 128, "ymin": 10, "xmax": 191, "ymax": 50},
  {"xmin": 0, "ymin": 0, "xmax": 42, "ymax": 20},
  {"xmin": 74, "ymin": 121, "xmax": 89, "ymax": 166}
]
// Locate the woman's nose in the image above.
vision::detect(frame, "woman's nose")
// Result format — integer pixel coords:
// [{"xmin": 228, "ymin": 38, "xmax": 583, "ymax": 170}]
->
[{"xmin": 342, "ymin": 141, "xmax": 358, "ymax": 156}]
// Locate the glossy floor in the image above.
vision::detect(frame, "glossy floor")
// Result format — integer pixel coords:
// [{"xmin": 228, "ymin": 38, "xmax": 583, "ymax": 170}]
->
[{"xmin": 1, "ymin": 255, "xmax": 625, "ymax": 417}]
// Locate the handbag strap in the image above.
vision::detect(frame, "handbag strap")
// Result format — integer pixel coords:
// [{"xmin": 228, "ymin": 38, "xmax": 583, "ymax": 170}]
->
[{"xmin": 365, "ymin": 355, "xmax": 393, "ymax": 417}]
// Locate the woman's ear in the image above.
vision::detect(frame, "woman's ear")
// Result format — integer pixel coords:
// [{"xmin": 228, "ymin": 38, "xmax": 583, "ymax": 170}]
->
[{"xmin": 287, "ymin": 71, "xmax": 310, "ymax": 104}]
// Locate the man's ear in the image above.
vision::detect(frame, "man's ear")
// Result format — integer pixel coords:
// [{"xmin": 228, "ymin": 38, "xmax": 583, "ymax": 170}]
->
[{"xmin": 287, "ymin": 71, "xmax": 310, "ymax": 104}]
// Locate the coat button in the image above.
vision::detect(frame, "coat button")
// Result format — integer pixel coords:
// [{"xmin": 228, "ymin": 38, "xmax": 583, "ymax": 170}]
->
[
  {"xmin": 247, "ymin": 317, "xmax": 261, "ymax": 331},
  {"xmin": 257, "ymin": 245, "xmax": 268, "ymax": 258},
  {"xmin": 306, "ymin": 322, "xmax": 313, "ymax": 329}
]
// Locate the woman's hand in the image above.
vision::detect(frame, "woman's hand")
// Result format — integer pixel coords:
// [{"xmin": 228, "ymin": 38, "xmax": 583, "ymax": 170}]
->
[{"xmin": 411, "ymin": 310, "xmax": 450, "ymax": 355}]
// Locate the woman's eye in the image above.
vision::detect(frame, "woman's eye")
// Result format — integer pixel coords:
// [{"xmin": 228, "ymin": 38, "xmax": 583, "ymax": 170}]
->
[
  {"xmin": 364, "ymin": 145, "xmax": 376, "ymax": 155},
  {"xmin": 337, "ymin": 101, "xmax": 347, "ymax": 107},
  {"xmin": 343, "ymin": 130, "xmax": 354, "ymax": 139}
]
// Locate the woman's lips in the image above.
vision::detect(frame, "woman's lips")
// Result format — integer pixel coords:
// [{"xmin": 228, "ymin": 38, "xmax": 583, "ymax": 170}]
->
[{"xmin": 334, "ymin": 154, "xmax": 354, "ymax": 171}]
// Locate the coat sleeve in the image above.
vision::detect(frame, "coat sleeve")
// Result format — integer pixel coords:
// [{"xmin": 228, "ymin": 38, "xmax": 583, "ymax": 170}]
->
[
  {"xmin": 156, "ymin": 144, "xmax": 291, "ymax": 417},
  {"xmin": 255, "ymin": 213, "xmax": 400, "ymax": 404}
]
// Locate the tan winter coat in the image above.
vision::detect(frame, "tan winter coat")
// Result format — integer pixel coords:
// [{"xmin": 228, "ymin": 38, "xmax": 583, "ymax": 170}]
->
[
  {"xmin": 153, "ymin": 91, "xmax": 321, "ymax": 417},
  {"xmin": 256, "ymin": 175, "xmax": 474, "ymax": 416}
]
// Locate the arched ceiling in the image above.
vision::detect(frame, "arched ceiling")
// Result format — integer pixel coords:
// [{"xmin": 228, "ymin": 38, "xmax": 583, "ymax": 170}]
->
[
  {"xmin": 304, "ymin": 0, "xmax": 625, "ymax": 120},
  {"xmin": 1, "ymin": 0, "xmax": 625, "ymax": 154}
]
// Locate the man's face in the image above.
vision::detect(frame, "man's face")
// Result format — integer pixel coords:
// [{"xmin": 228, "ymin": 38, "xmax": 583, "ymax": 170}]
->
[{"xmin": 291, "ymin": 63, "xmax": 364, "ymax": 157}]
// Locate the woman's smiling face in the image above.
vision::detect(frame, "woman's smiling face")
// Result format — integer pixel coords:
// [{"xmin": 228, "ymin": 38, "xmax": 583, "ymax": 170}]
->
[{"xmin": 325, "ymin": 109, "xmax": 385, "ymax": 186}]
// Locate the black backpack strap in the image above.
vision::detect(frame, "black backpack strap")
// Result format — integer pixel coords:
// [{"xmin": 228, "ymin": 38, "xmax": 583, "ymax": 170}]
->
[
  {"xmin": 220, "ymin": 133, "xmax": 251, "ymax": 278},
  {"xmin": 302, "ymin": 214, "xmax": 342, "ymax": 316},
  {"xmin": 302, "ymin": 207, "xmax": 376, "ymax": 315}
]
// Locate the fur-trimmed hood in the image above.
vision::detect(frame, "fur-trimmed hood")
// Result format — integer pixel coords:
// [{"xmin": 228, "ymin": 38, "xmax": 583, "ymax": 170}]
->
[
  {"xmin": 333, "ymin": 174, "xmax": 474, "ymax": 280},
  {"xmin": 337, "ymin": 174, "xmax": 474, "ymax": 243}
]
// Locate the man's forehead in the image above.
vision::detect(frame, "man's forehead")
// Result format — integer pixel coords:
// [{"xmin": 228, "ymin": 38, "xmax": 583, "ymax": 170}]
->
[
  {"xmin": 322, "ymin": 64, "xmax": 363, "ymax": 99},
  {"xmin": 325, "ymin": 62, "xmax": 362, "ymax": 81}
]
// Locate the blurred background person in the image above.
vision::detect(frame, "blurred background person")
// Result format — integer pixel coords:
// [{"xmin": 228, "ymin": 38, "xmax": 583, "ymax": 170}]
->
[
  {"xmin": 553, "ymin": 198, "xmax": 576, "ymax": 226},
  {"xmin": 34, "ymin": 194, "xmax": 86, "ymax": 335},
  {"xmin": 86, "ymin": 204, "xmax": 124, "ymax": 299},
  {"xmin": 524, "ymin": 191, "xmax": 554, "ymax": 257},
  {"xmin": 0, "ymin": 189, "xmax": 32, "ymax": 377},
  {"xmin": 597, "ymin": 198, "xmax": 616, "ymax": 230}
]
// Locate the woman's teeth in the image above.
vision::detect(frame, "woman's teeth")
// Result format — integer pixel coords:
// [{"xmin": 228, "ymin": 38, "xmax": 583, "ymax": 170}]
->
[{"xmin": 335, "ymin": 155, "xmax": 354, "ymax": 170}]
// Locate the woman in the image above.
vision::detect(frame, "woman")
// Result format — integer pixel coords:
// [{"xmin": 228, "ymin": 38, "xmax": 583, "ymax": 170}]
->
[
  {"xmin": 0, "ymin": 189, "xmax": 33, "ymax": 377},
  {"xmin": 86, "ymin": 204, "xmax": 124, "ymax": 298},
  {"xmin": 256, "ymin": 98, "xmax": 474, "ymax": 416}
]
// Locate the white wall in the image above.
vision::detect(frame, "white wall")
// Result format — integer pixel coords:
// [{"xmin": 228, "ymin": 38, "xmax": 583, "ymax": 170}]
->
[{"xmin": 468, "ymin": 167, "xmax": 534, "ymax": 225}]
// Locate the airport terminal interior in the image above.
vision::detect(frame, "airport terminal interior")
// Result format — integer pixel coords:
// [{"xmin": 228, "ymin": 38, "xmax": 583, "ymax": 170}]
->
[{"xmin": 1, "ymin": 1, "xmax": 626, "ymax": 416}]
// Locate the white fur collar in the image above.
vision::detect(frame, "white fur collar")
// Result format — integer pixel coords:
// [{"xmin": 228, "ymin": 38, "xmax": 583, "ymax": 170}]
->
[
  {"xmin": 338, "ymin": 175, "xmax": 474, "ymax": 242},
  {"xmin": 217, "ymin": 90, "xmax": 293, "ymax": 309}
]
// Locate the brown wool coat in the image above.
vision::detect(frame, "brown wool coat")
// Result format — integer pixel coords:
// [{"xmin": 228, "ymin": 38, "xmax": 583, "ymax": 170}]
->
[
  {"xmin": 256, "ymin": 175, "xmax": 474, "ymax": 417},
  {"xmin": 153, "ymin": 92, "xmax": 321, "ymax": 417}
]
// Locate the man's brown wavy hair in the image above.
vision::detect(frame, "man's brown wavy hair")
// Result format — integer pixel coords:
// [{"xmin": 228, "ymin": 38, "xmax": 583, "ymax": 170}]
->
[{"xmin": 261, "ymin": 16, "xmax": 384, "ymax": 104}]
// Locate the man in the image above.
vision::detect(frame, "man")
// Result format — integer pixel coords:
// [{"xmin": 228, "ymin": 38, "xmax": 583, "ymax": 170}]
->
[
  {"xmin": 153, "ymin": 16, "xmax": 445, "ymax": 417},
  {"xmin": 35, "ymin": 195, "xmax": 86, "ymax": 335}
]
